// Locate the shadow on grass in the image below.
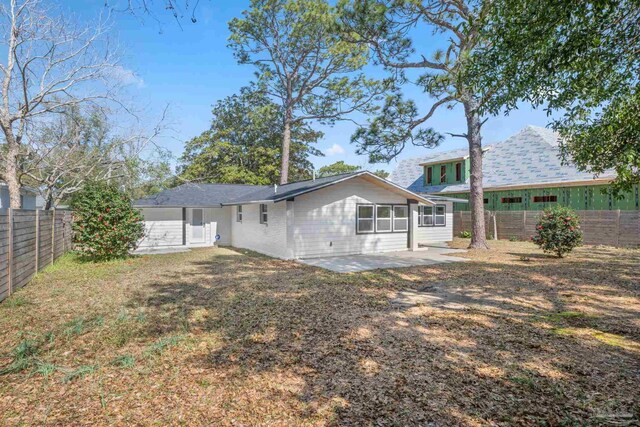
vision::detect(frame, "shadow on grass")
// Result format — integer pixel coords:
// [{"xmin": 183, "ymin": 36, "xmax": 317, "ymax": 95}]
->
[{"xmin": 128, "ymin": 246, "xmax": 640, "ymax": 425}]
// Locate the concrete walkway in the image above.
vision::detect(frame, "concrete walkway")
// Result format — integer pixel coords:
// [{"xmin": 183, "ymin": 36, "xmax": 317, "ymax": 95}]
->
[
  {"xmin": 132, "ymin": 247, "xmax": 191, "ymax": 255},
  {"xmin": 297, "ymin": 244, "xmax": 467, "ymax": 273}
]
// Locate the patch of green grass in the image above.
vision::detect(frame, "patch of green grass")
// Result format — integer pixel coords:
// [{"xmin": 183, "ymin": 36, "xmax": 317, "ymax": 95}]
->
[
  {"xmin": 2, "ymin": 295, "xmax": 32, "ymax": 308},
  {"xmin": 111, "ymin": 355, "xmax": 136, "ymax": 369},
  {"xmin": 509, "ymin": 375, "xmax": 535, "ymax": 389},
  {"xmin": 63, "ymin": 365, "xmax": 98, "ymax": 383},
  {"xmin": 543, "ymin": 311, "xmax": 595, "ymax": 323},
  {"xmin": 0, "ymin": 339, "xmax": 41, "ymax": 375},
  {"xmin": 145, "ymin": 335, "xmax": 184, "ymax": 357},
  {"xmin": 64, "ymin": 317, "xmax": 88, "ymax": 336},
  {"xmin": 33, "ymin": 361, "xmax": 57, "ymax": 379},
  {"xmin": 552, "ymin": 327, "xmax": 640, "ymax": 351}
]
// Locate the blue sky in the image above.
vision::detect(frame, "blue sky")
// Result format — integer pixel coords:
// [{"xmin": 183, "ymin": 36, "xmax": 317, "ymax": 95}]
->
[{"xmin": 72, "ymin": 0, "xmax": 555, "ymax": 174}]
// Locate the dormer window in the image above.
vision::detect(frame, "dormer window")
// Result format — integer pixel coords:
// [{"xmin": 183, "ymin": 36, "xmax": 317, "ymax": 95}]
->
[
  {"xmin": 455, "ymin": 162, "xmax": 462, "ymax": 181},
  {"xmin": 440, "ymin": 165, "xmax": 447, "ymax": 183},
  {"xmin": 426, "ymin": 166, "xmax": 433, "ymax": 185}
]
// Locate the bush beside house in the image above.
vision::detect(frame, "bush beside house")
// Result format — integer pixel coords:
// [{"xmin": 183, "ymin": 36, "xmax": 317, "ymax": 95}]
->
[{"xmin": 71, "ymin": 183, "xmax": 145, "ymax": 261}]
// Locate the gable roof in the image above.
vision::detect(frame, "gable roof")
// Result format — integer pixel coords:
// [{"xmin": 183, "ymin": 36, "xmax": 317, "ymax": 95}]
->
[
  {"xmin": 135, "ymin": 172, "xmax": 435, "ymax": 208},
  {"xmin": 221, "ymin": 171, "xmax": 434, "ymax": 205},
  {"xmin": 390, "ymin": 125, "xmax": 616, "ymax": 194}
]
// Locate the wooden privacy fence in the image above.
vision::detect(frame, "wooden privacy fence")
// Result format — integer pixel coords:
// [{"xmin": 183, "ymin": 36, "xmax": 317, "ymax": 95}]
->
[
  {"xmin": 0, "ymin": 209, "xmax": 73, "ymax": 302},
  {"xmin": 453, "ymin": 210, "xmax": 640, "ymax": 248}
]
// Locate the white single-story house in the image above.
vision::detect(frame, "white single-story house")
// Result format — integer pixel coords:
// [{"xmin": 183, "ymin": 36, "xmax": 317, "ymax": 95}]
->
[
  {"xmin": 134, "ymin": 171, "xmax": 464, "ymax": 259},
  {"xmin": 0, "ymin": 182, "xmax": 37, "ymax": 209}
]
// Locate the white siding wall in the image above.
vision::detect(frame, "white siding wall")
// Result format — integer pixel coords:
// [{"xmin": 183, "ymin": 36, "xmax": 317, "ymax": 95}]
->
[
  {"xmin": 140, "ymin": 206, "xmax": 234, "ymax": 248},
  {"xmin": 210, "ymin": 206, "xmax": 233, "ymax": 245},
  {"xmin": 414, "ymin": 202, "xmax": 454, "ymax": 243},
  {"xmin": 231, "ymin": 202, "xmax": 289, "ymax": 258},
  {"xmin": 292, "ymin": 176, "xmax": 410, "ymax": 258},
  {"xmin": 139, "ymin": 207, "xmax": 183, "ymax": 247}
]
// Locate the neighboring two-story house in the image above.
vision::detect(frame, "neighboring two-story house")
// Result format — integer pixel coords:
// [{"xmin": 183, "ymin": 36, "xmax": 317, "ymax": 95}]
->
[{"xmin": 390, "ymin": 126, "xmax": 639, "ymax": 212}]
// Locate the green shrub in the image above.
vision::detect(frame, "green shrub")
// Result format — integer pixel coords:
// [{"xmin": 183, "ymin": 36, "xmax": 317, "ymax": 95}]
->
[
  {"xmin": 531, "ymin": 206, "xmax": 583, "ymax": 258},
  {"xmin": 71, "ymin": 182, "xmax": 145, "ymax": 261},
  {"xmin": 509, "ymin": 235, "xmax": 519, "ymax": 242},
  {"xmin": 459, "ymin": 230, "xmax": 472, "ymax": 238}
]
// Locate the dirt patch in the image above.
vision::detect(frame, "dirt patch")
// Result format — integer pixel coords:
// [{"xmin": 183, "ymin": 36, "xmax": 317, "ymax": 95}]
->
[{"xmin": 0, "ymin": 241, "xmax": 638, "ymax": 426}]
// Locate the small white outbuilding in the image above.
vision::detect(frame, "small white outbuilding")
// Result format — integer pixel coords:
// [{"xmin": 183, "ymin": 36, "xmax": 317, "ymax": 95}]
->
[{"xmin": 134, "ymin": 171, "xmax": 460, "ymax": 259}]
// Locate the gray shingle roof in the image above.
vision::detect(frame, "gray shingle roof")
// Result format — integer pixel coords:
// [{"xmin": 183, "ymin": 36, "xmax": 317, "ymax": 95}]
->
[
  {"xmin": 134, "ymin": 183, "xmax": 267, "ymax": 207},
  {"xmin": 135, "ymin": 171, "xmax": 435, "ymax": 207},
  {"xmin": 389, "ymin": 125, "xmax": 616, "ymax": 194},
  {"xmin": 222, "ymin": 172, "xmax": 367, "ymax": 205}
]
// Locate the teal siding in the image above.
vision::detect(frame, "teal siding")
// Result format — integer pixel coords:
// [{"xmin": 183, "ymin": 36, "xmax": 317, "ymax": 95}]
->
[{"xmin": 444, "ymin": 184, "xmax": 639, "ymax": 212}]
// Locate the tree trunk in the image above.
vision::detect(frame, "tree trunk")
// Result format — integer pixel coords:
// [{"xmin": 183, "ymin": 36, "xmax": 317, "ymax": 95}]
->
[
  {"xmin": 279, "ymin": 106, "xmax": 293, "ymax": 185},
  {"xmin": 1, "ymin": 124, "xmax": 22, "ymax": 209},
  {"xmin": 463, "ymin": 100, "xmax": 489, "ymax": 249}
]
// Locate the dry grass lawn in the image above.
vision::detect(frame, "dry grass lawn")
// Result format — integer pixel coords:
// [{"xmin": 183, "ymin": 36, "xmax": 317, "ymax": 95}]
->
[{"xmin": 0, "ymin": 239, "xmax": 638, "ymax": 426}]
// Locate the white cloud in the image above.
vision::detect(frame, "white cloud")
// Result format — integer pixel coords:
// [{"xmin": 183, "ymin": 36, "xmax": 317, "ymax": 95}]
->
[
  {"xmin": 110, "ymin": 65, "xmax": 145, "ymax": 88},
  {"xmin": 325, "ymin": 143, "xmax": 345, "ymax": 156}
]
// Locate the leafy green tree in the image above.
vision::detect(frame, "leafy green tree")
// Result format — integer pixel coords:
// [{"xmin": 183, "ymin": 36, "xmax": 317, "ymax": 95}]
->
[
  {"xmin": 339, "ymin": 0, "xmax": 491, "ymax": 249},
  {"xmin": 70, "ymin": 182, "xmax": 145, "ymax": 261},
  {"xmin": 179, "ymin": 87, "xmax": 323, "ymax": 185},
  {"xmin": 317, "ymin": 161, "xmax": 360, "ymax": 177},
  {"xmin": 532, "ymin": 206, "xmax": 583, "ymax": 258},
  {"xmin": 371, "ymin": 169, "xmax": 389, "ymax": 179},
  {"xmin": 469, "ymin": 0, "xmax": 639, "ymax": 197},
  {"xmin": 228, "ymin": 0, "xmax": 385, "ymax": 184}
]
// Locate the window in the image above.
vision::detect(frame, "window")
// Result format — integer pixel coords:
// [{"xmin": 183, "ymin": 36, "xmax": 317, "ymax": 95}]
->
[
  {"xmin": 376, "ymin": 205, "xmax": 392, "ymax": 232},
  {"xmin": 435, "ymin": 205, "xmax": 446, "ymax": 226},
  {"xmin": 440, "ymin": 165, "xmax": 447, "ymax": 183},
  {"xmin": 455, "ymin": 162, "xmax": 462, "ymax": 181},
  {"xmin": 426, "ymin": 167, "xmax": 433, "ymax": 184},
  {"xmin": 237, "ymin": 205, "xmax": 243, "ymax": 222},
  {"xmin": 357, "ymin": 204, "xmax": 410, "ymax": 234},
  {"xmin": 418, "ymin": 205, "xmax": 446, "ymax": 226},
  {"xmin": 419, "ymin": 205, "xmax": 433, "ymax": 226},
  {"xmin": 483, "ymin": 198, "xmax": 489, "ymax": 204},
  {"xmin": 501, "ymin": 197, "xmax": 522, "ymax": 204},
  {"xmin": 393, "ymin": 206, "xmax": 408, "ymax": 231},
  {"xmin": 533, "ymin": 195, "xmax": 557, "ymax": 203},
  {"xmin": 357, "ymin": 205, "xmax": 374, "ymax": 233},
  {"xmin": 259, "ymin": 204, "xmax": 268, "ymax": 224}
]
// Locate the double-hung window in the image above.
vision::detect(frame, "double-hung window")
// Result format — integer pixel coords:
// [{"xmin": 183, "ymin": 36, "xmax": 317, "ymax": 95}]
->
[
  {"xmin": 418, "ymin": 205, "xmax": 445, "ymax": 227},
  {"xmin": 434, "ymin": 205, "xmax": 446, "ymax": 225},
  {"xmin": 259, "ymin": 204, "xmax": 268, "ymax": 224},
  {"xmin": 237, "ymin": 205, "xmax": 243, "ymax": 222},
  {"xmin": 376, "ymin": 205, "xmax": 392, "ymax": 232},
  {"xmin": 357, "ymin": 204, "xmax": 410, "ymax": 234},
  {"xmin": 357, "ymin": 205, "xmax": 375, "ymax": 233},
  {"xmin": 393, "ymin": 206, "xmax": 408, "ymax": 231}
]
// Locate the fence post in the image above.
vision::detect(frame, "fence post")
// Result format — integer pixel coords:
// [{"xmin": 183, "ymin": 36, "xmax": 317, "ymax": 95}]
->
[
  {"xmin": 492, "ymin": 212, "xmax": 498, "ymax": 240},
  {"xmin": 522, "ymin": 211, "xmax": 527, "ymax": 240},
  {"xmin": 7, "ymin": 208, "xmax": 13, "ymax": 296},
  {"xmin": 616, "ymin": 209, "xmax": 621, "ymax": 247},
  {"xmin": 35, "ymin": 209, "xmax": 39, "ymax": 272},
  {"xmin": 51, "ymin": 208, "xmax": 56, "ymax": 265}
]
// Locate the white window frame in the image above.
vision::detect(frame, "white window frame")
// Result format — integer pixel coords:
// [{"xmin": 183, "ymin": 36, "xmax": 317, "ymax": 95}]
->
[
  {"xmin": 434, "ymin": 205, "xmax": 446, "ymax": 226},
  {"xmin": 237, "ymin": 205, "xmax": 243, "ymax": 222},
  {"xmin": 393, "ymin": 205, "xmax": 408, "ymax": 232},
  {"xmin": 418, "ymin": 204, "xmax": 445, "ymax": 227},
  {"xmin": 259, "ymin": 204, "xmax": 268, "ymax": 224},
  {"xmin": 356, "ymin": 204, "xmax": 375, "ymax": 234},
  {"xmin": 375, "ymin": 205, "xmax": 393, "ymax": 232}
]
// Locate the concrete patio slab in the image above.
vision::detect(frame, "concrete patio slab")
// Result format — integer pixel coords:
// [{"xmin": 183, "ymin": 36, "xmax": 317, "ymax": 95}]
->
[
  {"xmin": 132, "ymin": 247, "xmax": 192, "ymax": 255},
  {"xmin": 297, "ymin": 245, "xmax": 467, "ymax": 273}
]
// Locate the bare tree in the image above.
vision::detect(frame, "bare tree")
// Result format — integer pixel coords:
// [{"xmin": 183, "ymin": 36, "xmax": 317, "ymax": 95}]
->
[
  {"xmin": 0, "ymin": 0, "xmax": 121, "ymax": 208},
  {"xmin": 21, "ymin": 105, "xmax": 168, "ymax": 209}
]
